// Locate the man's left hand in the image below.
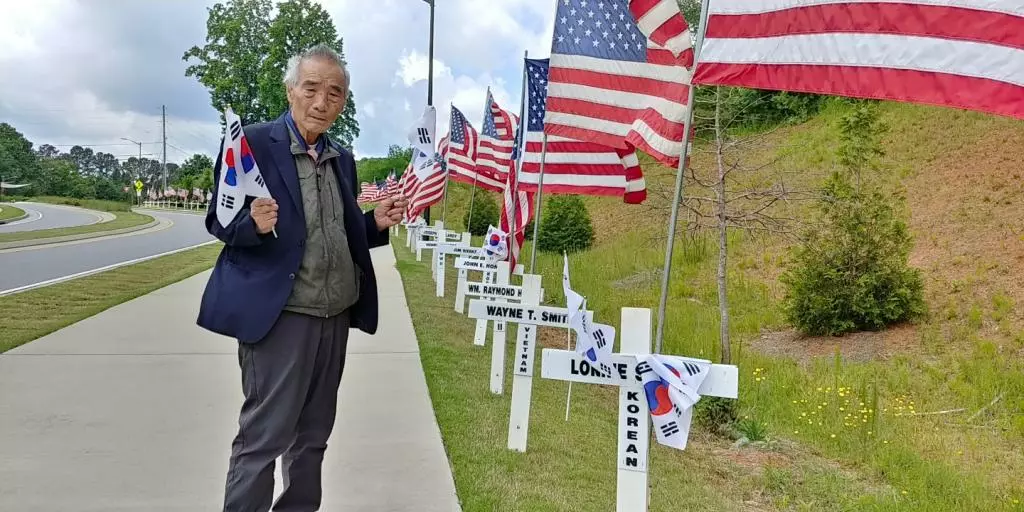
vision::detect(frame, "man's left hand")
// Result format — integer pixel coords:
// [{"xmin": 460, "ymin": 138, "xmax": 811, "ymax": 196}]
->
[{"xmin": 374, "ymin": 196, "xmax": 409, "ymax": 231}]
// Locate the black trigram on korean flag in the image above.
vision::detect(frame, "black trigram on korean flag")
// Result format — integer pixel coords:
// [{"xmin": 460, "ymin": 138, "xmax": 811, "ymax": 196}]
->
[
  {"xmin": 592, "ymin": 328, "xmax": 608, "ymax": 350},
  {"xmin": 220, "ymin": 193, "xmax": 235, "ymax": 209},
  {"xmin": 252, "ymin": 173, "xmax": 265, "ymax": 188},
  {"xmin": 230, "ymin": 119, "xmax": 242, "ymax": 140},
  {"xmin": 660, "ymin": 421, "xmax": 681, "ymax": 437},
  {"xmin": 599, "ymin": 363, "xmax": 612, "ymax": 376},
  {"xmin": 682, "ymin": 362, "xmax": 702, "ymax": 376},
  {"xmin": 417, "ymin": 127, "xmax": 431, "ymax": 144}
]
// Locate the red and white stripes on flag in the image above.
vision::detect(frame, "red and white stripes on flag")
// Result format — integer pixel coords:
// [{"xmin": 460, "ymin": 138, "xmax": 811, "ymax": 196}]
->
[
  {"xmin": 500, "ymin": 163, "xmax": 534, "ymax": 271},
  {"xmin": 386, "ymin": 172, "xmax": 400, "ymax": 196},
  {"xmin": 447, "ymin": 105, "xmax": 506, "ymax": 193},
  {"xmin": 476, "ymin": 89, "xmax": 518, "ymax": 179},
  {"xmin": 544, "ymin": 0, "xmax": 694, "ymax": 167},
  {"xmin": 357, "ymin": 182, "xmax": 379, "ymax": 204},
  {"xmin": 518, "ymin": 58, "xmax": 647, "ymax": 204},
  {"xmin": 692, "ymin": 0, "xmax": 1024, "ymax": 120},
  {"xmin": 407, "ymin": 134, "xmax": 450, "ymax": 220}
]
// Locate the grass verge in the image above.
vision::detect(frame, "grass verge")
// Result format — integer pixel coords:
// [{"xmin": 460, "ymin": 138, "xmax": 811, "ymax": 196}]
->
[
  {"xmin": 394, "ymin": 100, "xmax": 1024, "ymax": 511},
  {"xmin": 0, "ymin": 211, "xmax": 153, "ymax": 243},
  {"xmin": 0, "ymin": 243, "xmax": 221, "ymax": 353},
  {"xmin": 0, "ymin": 204, "xmax": 26, "ymax": 222}
]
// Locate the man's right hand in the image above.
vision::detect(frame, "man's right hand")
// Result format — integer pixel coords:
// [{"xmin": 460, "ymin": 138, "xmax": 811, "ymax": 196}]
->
[{"xmin": 250, "ymin": 198, "xmax": 278, "ymax": 234}]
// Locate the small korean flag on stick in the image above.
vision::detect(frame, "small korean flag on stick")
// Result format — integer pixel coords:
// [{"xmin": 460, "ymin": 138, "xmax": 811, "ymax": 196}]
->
[
  {"xmin": 217, "ymin": 106, "xmax": 276, "ymax": 237},
  {"xmin": 641, "ymin": 354, "xmax": 713, "ymax": 450},
  {"xmin": 481, "ymin": 225, "xmax": 508, "ymax": 261}
]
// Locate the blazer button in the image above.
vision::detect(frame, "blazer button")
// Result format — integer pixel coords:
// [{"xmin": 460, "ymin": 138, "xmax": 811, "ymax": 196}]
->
[{"xmin": 289, "ymin": 273, "xmax": 296, "ymax": 280}]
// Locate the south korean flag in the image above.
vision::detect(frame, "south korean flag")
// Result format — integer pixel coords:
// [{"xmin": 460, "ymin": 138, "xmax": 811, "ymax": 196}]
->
[
  {"xmin": 640, "ymin": 354, "xmax": 712, "ymax": 450},
  {"xmin": 216, "ymin": 106, "xmax": 273, "ymax": 228},
  {"xmin": 562, "ymin": 253, "xmax": 614, "ymax": 375},
  {"xmin": 480, "ymin": 225, "xmax": 508, "ymax": 261}
]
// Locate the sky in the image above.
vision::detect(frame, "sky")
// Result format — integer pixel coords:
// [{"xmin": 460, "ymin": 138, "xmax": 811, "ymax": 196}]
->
[{"xmin": 0, "ymin": 0, "xmax": 557, "ymax": 164}]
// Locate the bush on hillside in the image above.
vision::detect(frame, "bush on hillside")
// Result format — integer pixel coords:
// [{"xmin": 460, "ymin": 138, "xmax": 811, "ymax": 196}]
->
[
  {"xmin": 463, "ymin": 192, "xmax": 499, "ymax": 236},
  {"xmin": 537, "ymin": 195, "xmax": 593, "ymax": 254},
  {"xmin": 781, "ymin": 104, "xmax": 926, "ymax": 336}
]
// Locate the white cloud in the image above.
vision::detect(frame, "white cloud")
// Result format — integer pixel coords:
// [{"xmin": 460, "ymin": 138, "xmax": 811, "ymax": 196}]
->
[{"xmin": 0, "ymin": 0, "xmax": 561, "ymax": 160}]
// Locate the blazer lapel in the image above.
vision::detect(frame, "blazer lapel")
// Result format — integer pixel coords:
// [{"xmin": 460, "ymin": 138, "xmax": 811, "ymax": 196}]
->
[{"xmin": 268, "ymin": 116, "xmax": 304, "ymax": 223}]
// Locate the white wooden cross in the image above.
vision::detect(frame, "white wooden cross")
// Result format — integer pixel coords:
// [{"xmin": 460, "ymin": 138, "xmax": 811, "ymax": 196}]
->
[
  {"xmin": 431, "ymin": 241, "xmax": 478, "ymax": 297},
  {"xmin": 416, "ymin": 229, "xmax": 466, "ymax": 262},
  {"xmin": 454, "ymin": 257, "xmax": 525, "ymax": 346},
  {"xmin": 468, "ymin": 298, "xmax": 595, "ymax": 452},
  {"xmin": 540, "ymin": 307, "xmax": 739, "ymax": 512}
]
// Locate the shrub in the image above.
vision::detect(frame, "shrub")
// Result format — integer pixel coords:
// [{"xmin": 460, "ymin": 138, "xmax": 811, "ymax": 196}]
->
[
  {"xmin": 537, "ymin": 195, "xmax": 594, "ymax": 253},
  {"xmin": 462, "ymin": 192, "xmax": 499, "ymax": 236},
  {"xmin": 781, "ymin": 104, "xmax": 926, "ymax": 336}
]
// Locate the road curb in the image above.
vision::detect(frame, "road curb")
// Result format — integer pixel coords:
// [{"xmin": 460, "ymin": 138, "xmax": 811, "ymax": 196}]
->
[
  {"xmin": 0, "ymin": 217, "xmax": 160, "ymax": 251},
  {"xmin": 0, "ymin": 212, "xmax": 29, "ymax": 225}
]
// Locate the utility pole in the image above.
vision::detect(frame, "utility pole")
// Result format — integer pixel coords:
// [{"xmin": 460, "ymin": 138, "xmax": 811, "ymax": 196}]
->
[
  {"xmin": 161, "ymin": 105, "xmax": 167, "ymax": 192},
  {"xmin": 423, "ymin": 0, "xmax": 435, "ymax": 224}
]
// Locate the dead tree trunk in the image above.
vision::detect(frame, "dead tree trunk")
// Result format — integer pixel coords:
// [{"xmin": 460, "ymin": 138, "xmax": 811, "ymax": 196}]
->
[{"xmin": 714, "ymin": 87, "xmax": 731, "ymax": 365}]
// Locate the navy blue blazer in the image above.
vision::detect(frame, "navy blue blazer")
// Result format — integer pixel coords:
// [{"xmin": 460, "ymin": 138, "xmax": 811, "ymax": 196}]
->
[{"xmin": 196, "ymin": 113, "xmax": 389, "ymax": 344}]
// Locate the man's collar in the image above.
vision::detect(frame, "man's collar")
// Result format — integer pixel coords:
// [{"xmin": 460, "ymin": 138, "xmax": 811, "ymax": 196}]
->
[{"xmin": 284, "ymin": 110, "xmax": 327, "ymax": 155}]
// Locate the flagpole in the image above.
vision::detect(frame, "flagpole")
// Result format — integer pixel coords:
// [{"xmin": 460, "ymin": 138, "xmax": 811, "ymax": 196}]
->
[
  {"xmin": 528, "ymin": 133, "xmax": 547, "ymax": 273},
  {"xmin": 653, "ymin": 0, "xmax": 711, "ymax": 355},
  {"xmin": 440, "ymin": 102, "xmax": 452, "ymax": 224}
]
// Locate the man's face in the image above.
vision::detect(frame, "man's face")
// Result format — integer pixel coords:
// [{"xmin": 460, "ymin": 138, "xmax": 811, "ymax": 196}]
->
[{"xmin": 286, "ymin": 57, "xmax": 348, "ymax": 138}]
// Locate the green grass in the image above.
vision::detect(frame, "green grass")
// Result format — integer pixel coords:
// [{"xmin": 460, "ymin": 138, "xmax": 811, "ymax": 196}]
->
[
  {"xmin": 0, "ymin": 204, "xmax": 25, "ymax": 222},
  {"xmin": 0, "ymin": 243, "xmax": 221, "ymax": 353},
  {"xmin": 23, "ymin": 195, "xmax": 134, "ymax": 212},
  {"xmin": 394, "ymin": 99, "xmax": 1024, "ymax": 511},
  {"xmin": 0, "ymin": 211, "xmax": 153, "ymax": 243}
]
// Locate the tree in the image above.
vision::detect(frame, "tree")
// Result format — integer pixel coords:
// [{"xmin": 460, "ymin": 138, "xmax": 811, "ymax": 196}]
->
[
  {"xmin": 650, "ymin": 87, "xmax": 813, "ymax": 364},
  {"xmin": 538, "ymin": 196, "xmax": 594, "ymax": 254},
  {"xmin": 0, "ymin": 123, "xmax": 41, "ymax": 188},
  {"xmin": 184, "ymin": 0, "xmax": 359, "ymax": 147},
  {"xmin": 781, "ymin": 103, "xmax": 925, "ymax": 336},
  {"xmin": 176, "ymin": 154, "xmax": 214, "ymax": 191}
]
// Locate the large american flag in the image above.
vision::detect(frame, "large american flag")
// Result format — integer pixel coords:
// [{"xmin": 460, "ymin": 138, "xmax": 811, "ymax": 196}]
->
[
  {"xmin": 476, "ymin": 89, "xmax": 518, "ymax": 179},
  {"xmin": 518, "ymin": 57, "xmax": 647, "ymax": 204},
  {"xmin": 446, "ymin": 105, "xmax": 505, "ymax": 193},
  {"xmin": 500, "ymin": 162, "xmax": 533, "ymax": 272},
  {"xmin": 544, "ymin": 0, "xmax": 694, "ymax": 167},
  {"xmin": 407, "ymin": 134, "xmax": 450, "ymax": 220},
  {"xmin": 692, "ymin": 0, "xmax": 1024, "ymax": 120}
]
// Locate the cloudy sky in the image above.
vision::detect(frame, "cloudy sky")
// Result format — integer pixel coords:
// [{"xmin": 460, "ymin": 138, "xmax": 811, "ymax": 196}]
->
[{"xmin": 0, "ymin": 0, "xmax": 557, "ymax": 164}]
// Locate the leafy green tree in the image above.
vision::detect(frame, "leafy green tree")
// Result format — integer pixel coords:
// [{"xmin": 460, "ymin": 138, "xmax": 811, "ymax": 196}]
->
[
  {"xmin": 0, "ymin": 123, "xmax": 41, "ymax": 189},
  {"xmin": 463, "ymin": 192, "xmax": 499, "ymax": 236},
  {"xmin": 175, "ymin": 154, "xmax": 214, "ymax": 190},
  {"xmin": 184, "ymin": 0, "xmax": 359, "ymax": 147},
  {"xmin": 781, "ymin": 103, "xmax": 925, "ymax": 336},
  {"xmin": 537, "ymin": 195, "xmax": 594, "ymax": 254}
]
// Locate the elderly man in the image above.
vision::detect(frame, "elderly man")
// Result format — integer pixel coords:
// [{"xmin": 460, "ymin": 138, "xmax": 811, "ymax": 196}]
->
[{"xmin": 197, "ymin": 44, "xmax": 407, "ymax": 512}]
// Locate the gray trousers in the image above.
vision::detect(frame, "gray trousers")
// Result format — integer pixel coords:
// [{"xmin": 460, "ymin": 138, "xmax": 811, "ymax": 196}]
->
[{"xmin": 223, "ymin": 310, "xmax": 350, "ymax": 512}]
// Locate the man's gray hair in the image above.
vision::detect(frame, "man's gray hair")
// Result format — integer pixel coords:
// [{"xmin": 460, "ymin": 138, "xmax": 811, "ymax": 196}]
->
[{"xmin": 283, "ymin": 43, "xmax": 350, "ymax": 88}]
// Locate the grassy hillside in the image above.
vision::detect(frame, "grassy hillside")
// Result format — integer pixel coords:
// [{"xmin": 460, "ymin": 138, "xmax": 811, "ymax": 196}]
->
[{"xmin": 398, "ymin": 101, "xmax": 1024, "ymax": 510}]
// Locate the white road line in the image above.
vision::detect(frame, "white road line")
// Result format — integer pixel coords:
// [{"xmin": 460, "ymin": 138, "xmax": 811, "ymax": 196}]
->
[
  {"xmin": 0, "ymin": 240, "xmax": 220, "ymax": 297},
  {"xmin": 0, "ymin": 205, "xmax": 43, "ymax": 228}
]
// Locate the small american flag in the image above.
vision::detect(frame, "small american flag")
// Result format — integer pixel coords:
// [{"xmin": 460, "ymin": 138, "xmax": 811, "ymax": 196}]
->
[
  {"xmin": 518, "ymin": 57, "xmax": 646, "ymax": 204},
  {"xmin": 357, "ymin": 181, "xmax": 378, "ymax": 204},
  {"xmin": 385, "ymin": 171, "xmax": 400, "ymax": 196},
  {"xmin": 544, "ymin": 0, "xmax": 693, "ymax": 167},
  {"xmin": 447, "ymin": 106, "xmax": 504, "ymax": 193},
  {"xmin": 475, "ymin": 89, "xmax": 518, "ymax": 179}
]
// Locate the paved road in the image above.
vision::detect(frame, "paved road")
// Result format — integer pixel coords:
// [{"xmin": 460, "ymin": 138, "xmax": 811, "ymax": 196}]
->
[
  {"xmin": 0, "ymin": 202, "xmax": 105, "ymax": 233},
  {"xmin": 0, "ymin": 247, "xmax": 461, "ymax": 511},
  {"xmin": 0, "ymin": 209, "xmax": 215, "ymax": 293}
]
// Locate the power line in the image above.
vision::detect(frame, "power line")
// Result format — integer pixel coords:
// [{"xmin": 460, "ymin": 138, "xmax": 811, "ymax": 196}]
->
[{"xmin": 44, "ymin": 141, "xmax": 161, "ymax": 147}]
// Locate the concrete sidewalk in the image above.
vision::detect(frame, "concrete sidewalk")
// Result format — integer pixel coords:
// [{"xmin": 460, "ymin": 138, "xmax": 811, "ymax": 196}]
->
[{"xmin": 0, "ymin": 246, "xmax": 461, "ymax": 512}]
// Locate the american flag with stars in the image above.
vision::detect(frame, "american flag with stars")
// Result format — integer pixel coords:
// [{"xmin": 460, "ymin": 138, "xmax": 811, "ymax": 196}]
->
[
  {"xmin": 517, "ymin": 57, "xmax": 646, "ymax": 204},
  {"xmin": 446, "ymin": 105, "xmax": 504, "ymax": 193},
  {"xmin": 476, "ymin": 88, "xmax": 518, "ymax": 180},
  {"xmin": 544, "ymin": 0, "xmax": 693, "ymax": 167}
]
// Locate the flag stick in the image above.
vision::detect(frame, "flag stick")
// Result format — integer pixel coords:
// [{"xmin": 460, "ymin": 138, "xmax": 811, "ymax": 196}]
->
[
  {"xmin": 528, "ymin": 133, "xmax": 548, "ymax": 273},
  {"xmin": 653, "ymin": 0, "xmax": 712, "ymax": 355},
  {"xmin": 564, "ymin": 326, "xmax": 573, "ymax": 421},
  {"xmin": 272, "ymin": 227, "xmax": 278, "ymax": 239},
  {"xmin": 466, "ymin": 176, "xmax": 478, "ymax": 231}
]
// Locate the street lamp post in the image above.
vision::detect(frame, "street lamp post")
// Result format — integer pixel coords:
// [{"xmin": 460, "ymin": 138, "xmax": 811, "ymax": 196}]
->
[
  {"xmin": 422, "ymin": 0, "xmax": 436, "ymax": 224},
  {"xmin": 122, "ymin": 137, "xmax": 142, "ymax": 205}
]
